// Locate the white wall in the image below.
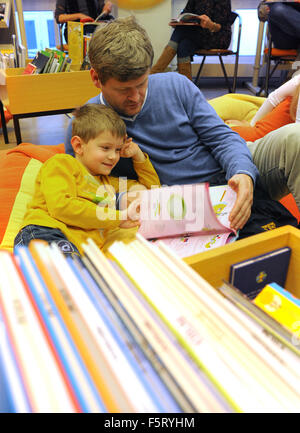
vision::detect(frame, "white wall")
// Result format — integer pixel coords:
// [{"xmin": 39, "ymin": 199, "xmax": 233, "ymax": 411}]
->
[{"xmin": 118, "ymin": 0, "xmax": 172, "ymax": 64}]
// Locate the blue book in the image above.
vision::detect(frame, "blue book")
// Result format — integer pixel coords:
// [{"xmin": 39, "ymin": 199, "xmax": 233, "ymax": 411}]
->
[
  {"xmin": 0, "ymin": 307, "xmax": 31, "ymax": 413},
  {"xmin": 229, "ymin": 247, "xmax": 292, "ymax": 300}
]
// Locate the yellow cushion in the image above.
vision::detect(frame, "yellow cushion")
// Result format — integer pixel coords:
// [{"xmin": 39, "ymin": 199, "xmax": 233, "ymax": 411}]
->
[
  {"xmin": 0, "ymin": 158, "xmax": 42, "ymax": 252},
  {"xmin": 208, "ymin": 93, "xmax": 266, "ymax": 123}
]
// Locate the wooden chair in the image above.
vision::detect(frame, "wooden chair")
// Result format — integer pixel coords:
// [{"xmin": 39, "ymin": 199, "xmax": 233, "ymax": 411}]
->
[{"xmin": 193, "ymin": 12, "xmax": 242, "ymax": 93}]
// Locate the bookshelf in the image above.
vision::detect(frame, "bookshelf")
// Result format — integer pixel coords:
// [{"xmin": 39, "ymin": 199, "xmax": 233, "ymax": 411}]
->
[
  {"xmin": 0, "ymin": 67, "xmax": 99, "ymax": 144},
  {"xmin": 1, "ymin": 227, "xmax": 300, "ymax": 412},
  {"xmin": 184, "ymin": 225, "xmax": 300, "ymax": 298}
]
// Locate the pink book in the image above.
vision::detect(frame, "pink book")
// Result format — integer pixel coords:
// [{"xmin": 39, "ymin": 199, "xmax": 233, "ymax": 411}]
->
[{"xmin": 138, "ymin": 183, "xmax": 237, "ymax": 258}]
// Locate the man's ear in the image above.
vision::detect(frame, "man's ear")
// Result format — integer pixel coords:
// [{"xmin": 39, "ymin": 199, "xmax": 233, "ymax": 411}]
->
[
  {"xmin": 71, "ymin": 135, "xmax": 84, "ymax": 155},
  {"xmin": 90, "ymin": 68, "xmax": 101, "ymax": 89}
]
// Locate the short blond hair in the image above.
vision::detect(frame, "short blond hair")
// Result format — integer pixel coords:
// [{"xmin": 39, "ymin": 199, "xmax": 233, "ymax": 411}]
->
[
  {"xmin": 88, "ymin": 16, "xmax": 154, "ymax": 84},
  {"xmin": 72, "ymin": 104, "xmax": 126, "ymax": 142}
]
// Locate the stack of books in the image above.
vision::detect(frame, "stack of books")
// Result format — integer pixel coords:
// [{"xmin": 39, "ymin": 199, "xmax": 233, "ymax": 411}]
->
[
  {"xmin": 23, "ymin": 48, "xmax": 72, "ymax": 75},
  {"xmin": 1, "ymin": 236, "xmax": 300, "ymax": 413}
]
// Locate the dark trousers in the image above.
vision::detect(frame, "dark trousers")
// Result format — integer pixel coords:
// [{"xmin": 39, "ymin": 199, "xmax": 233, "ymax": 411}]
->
[
  {"xmin": 268, "ymin": 3, "xmax": 300, "ymax": 49},
  {"xmin": 14, "ymin": 225, "xmax": 80, "ymax": 257}
]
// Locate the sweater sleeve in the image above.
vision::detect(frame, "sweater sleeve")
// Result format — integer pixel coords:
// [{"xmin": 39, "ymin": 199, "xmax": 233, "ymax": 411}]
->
[
  {"xmin": 39, "ymin": 156, "xmax": 121, "ymax": 230},
  {"xmin": 182, "ymin": 78, "xmax": 259, "ymax": 183}
]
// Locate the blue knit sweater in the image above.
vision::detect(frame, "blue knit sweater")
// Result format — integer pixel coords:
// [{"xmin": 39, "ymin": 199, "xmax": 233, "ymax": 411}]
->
[{"xmin": 65, "ymin": 72, "xmax": 258, "ymax": 186}]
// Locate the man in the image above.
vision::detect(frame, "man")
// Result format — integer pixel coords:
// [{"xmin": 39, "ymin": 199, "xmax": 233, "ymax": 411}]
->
[{"xmin": 64, "ymin": 16, "xmax": 287, "ymax": 232}]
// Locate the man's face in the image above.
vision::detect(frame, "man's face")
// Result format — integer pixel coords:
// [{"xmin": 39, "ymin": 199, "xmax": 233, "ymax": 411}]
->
[{"xmin": 90, "ymin": 69, "xmax": 149, "ymax": 117}]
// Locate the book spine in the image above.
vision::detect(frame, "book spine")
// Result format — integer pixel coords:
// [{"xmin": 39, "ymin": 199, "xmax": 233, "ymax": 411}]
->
[
  {"xmin": 48, "ymin": 243, "xmax": 162, "ymax": 413},
  {"xmin": 28, "ymin": 241, "xmax": 123, "ymax": 413},
  {"xmin": 0, "ymin": 251, "xmax": 76, "ymax": 412},
  {"xmin": 109, "ymin": 239, "xmax": 298, "ymax": 412},
  {"xmin": 15, "ymin": 246, "xmax": 106, "ymax": 413},
  {"xmin": 83, "ymin": 239, "xmax": 231, "ymax": 413}
]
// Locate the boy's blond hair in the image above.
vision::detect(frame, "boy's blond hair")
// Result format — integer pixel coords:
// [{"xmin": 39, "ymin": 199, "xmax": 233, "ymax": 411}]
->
[
  {"xmin": 88, "ymin": 16, "xmax": 154, "ymax": 84},
  {"xmin": 72, "ymin": 104, "xmax": 126, "ymax": 143}
]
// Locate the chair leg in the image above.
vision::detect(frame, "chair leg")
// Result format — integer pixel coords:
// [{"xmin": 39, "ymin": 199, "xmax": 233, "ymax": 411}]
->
[
  {"xmin": 219, "ymin": 55, "xmax": 232, "ymax": 93},
  {"xmin": 232, "ymin": 53, "xmax": 239, "ymax": 93},
  {"xmin": 193, "ymin": 56, "xmax": 206, "ymax": 86}
]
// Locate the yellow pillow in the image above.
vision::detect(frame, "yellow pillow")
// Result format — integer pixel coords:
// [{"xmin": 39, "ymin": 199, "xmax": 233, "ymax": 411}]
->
[{"xmin": 208, "ymin": 93, "xmax": 266, "ymax": 123}]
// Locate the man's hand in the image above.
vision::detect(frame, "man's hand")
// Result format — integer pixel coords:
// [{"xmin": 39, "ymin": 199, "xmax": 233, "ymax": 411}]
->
[{"xmin": 228, "ymin": 174, "xmax": 254, "ymax": 230}]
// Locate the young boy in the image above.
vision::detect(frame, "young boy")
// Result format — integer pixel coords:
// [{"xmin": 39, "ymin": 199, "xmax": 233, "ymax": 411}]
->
[{"xmin": 14, "ymin": 104, "xmax": 160, "ymax": 256}]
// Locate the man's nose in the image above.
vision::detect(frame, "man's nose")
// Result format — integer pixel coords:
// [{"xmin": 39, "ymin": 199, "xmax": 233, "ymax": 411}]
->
[{"xmin": 127, "ymin": 87, "xmax": 139, "ymax": 101}]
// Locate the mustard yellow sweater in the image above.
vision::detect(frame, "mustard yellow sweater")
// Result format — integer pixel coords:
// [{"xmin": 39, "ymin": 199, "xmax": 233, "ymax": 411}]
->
[{"xmin": 22, "ymin": 153, "xmax": 160, "ymax": 254}]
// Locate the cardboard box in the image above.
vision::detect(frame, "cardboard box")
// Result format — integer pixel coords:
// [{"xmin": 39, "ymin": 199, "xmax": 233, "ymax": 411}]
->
[
  {"xmin": 0, "ymin": 67, "xmax": 98, "ymax": 114},
  {"xmin": 184, "ymin": 225, "xmax": 300, "ymax": 298}
]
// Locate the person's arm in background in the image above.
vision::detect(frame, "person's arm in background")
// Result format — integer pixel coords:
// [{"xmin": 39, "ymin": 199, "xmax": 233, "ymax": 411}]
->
[
  {"xmin": 54, "ymin": 0, "xmax": 94, "ymax": 24},
  {"xmin": 251, "ymin": 69, "xmax": 300, "ymax": 126}
]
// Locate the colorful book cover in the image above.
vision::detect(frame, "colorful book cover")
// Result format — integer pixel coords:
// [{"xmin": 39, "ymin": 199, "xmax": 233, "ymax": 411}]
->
[
  {"xmin": 230, "ymin": 247, "xmax": 291, "ymax": 299},
  {"xmin": 68, "ymin": 21, "xmax": 84, "ymax": 66},
  {"xmin": 254, "ymin": 282, "xmax": 300, "ymax": 335}
]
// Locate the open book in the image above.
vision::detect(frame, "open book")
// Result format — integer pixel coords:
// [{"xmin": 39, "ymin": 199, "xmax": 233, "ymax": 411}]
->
[
  {"xmin": 171, "ymin": 13, "xmax": 201, "ymax": 24},
  {"xmin": 138, "ymin": 183, "xmax": 237, "ymax": 258}
]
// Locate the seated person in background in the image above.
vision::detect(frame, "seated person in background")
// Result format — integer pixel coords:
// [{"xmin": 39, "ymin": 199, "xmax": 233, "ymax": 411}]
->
[
  {"xmin": 151, "ymin": 0, "xmax": 233, "ymax": 80},
  {"xmin": 65, "ymin": 16, "xmax": 261, "ymax": 232},
  {"xmin": 14, "ymin": 104, "xmax": 160, "ymax": 256},
  {"xmin": 54, "ymin": 0, "xmax": 113, "ymax": 43},
  {"xmin": 262, "ymin": 1, "xmax": 300, "ymax": 50}
]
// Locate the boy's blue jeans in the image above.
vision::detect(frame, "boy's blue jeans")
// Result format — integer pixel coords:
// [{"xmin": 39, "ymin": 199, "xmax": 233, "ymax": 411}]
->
[{"xmin": 14, "ymin": 224, "xmax": 80, "ymax": 257}]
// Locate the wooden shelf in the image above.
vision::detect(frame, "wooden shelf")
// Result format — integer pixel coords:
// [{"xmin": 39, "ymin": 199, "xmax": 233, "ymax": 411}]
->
[{"xmin": 184, "ymin": 226, "xmax": 300, "ymax": 298}]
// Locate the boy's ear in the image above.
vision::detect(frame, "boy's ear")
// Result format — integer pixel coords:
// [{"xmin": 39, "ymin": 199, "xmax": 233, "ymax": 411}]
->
[
  {"xmin": 90, "ymin": 68, "xmax": 101, "ymax": 89},
  {"xmin": 71, "ymin": 136, "xmax": 84, "ymax": 155}
]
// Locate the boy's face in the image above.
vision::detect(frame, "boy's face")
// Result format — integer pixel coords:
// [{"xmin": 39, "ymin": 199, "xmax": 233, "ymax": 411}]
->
[
  {"xmin": 90, "ymin": 69, "xmax": 149, "ymax": 117},
  {"xmin": 75, "ymin": 130, "xmax": 124, "ymax": 176}
]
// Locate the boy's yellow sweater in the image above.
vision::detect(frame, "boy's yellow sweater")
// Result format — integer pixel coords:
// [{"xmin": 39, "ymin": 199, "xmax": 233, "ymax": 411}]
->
[{"xmin": 22, "ymin": 153, "xmax": 160, "ymax": 254}]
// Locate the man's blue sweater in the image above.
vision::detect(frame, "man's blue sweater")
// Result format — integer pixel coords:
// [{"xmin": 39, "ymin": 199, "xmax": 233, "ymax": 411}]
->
[{"xmin": 65, "ymin": 72, "xmax": 258, "ymax": 186}]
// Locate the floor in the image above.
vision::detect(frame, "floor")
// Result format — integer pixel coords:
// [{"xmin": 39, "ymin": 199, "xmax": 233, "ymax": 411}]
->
[{"xmin": 0, "ymin": 77, "xmax": 260, "ymax": 151}]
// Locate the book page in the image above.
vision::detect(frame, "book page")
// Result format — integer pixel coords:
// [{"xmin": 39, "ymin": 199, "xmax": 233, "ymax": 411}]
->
[
  {"xmin": 138, "ymin": 183, "xmax": 236, "ymax": 241},
  {"xmin": 141, "ymin": 184, "xmax": 237, "ymax": 258}
]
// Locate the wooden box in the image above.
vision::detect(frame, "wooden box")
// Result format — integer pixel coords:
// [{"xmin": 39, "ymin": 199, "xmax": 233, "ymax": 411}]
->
[
  {"xmin": 0, "ymin": 67, "xmax": 99, "ymax": 115},
  {"xmin": 184, "ymin": 225, "xmax": 300, "ymax": 298}
]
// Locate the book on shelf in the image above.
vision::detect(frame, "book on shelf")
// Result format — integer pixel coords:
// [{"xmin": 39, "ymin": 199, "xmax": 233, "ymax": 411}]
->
[
  {"xmin": 253, "ymin": 282, "xmax": 300, "ymax": 335},
  {"xmin": 108, "ymin": 236, "xmax": 300, "ymax": 413},
  {"xmin": 229, "ymin": 247, "xmax": 292, "ymax": 300},
  {"xmin": 138, "ymin": 183, "xmax": 237, "ymax": 258},
  {"xmin": 171, "ymin": 12, "xmax": 201, "ymax": 24},
  {"xmin": 2, "ymin": 236, "xmax": 300, "ymax": 413}
]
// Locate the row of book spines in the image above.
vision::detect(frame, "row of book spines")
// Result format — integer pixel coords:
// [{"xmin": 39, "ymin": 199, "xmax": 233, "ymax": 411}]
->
[{"xmin": 0, "ymin": 242, "xmax": 185, "ymax": 414}]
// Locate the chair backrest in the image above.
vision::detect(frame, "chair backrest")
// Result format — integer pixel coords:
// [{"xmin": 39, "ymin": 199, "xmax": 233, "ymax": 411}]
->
[{"xmin": 227, "ymin": 12, "xmax": 242, "ymax": 53}]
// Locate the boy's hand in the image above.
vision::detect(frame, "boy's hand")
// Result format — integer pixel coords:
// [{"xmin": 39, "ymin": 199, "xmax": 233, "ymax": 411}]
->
[
  {"xmin": 120, "ymin": 137, "xmax": 146, "ymax": 162},
  {"xmin": 119, "ymin": 198, "xmax": 141, "ymax": 229}
]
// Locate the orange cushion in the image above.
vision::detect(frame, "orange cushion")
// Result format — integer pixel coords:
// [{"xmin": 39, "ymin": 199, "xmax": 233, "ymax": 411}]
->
[
  {"xmin": 231, "ymin": 97, "xmax": 293, "ymax": 141},
  {"xmin": 0, "ymin": 143, "xmax": 65, "ymax": 251},
  {"xmin": 264, "ymin": 47, "xmax": 298, "ymax": 57},
  {"xmin": 280, "ymin": 194, "xmax": 300, "ymax": 223}
]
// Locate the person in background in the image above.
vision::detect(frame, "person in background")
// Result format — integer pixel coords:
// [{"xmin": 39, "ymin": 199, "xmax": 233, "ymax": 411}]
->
[
  {"xmin": 14, "ymin": 104, "xmax": 160, "ymax": 256},
  {"xmin": 151, "ymin": 0, "xmax": 233, "ymax": 80},
  {"xmin": 54, "ymin": 0, "xmax": 113, "ymax": 43},
  {"xmin": 258, "ymin": 1, "xmax": 300, "ymax": 50}
]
